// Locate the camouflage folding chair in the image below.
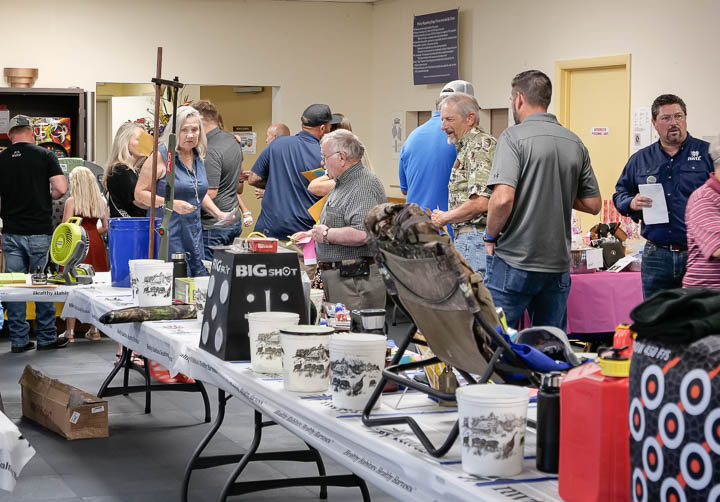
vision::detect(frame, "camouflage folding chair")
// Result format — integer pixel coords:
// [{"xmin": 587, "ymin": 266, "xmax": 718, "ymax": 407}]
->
[{"xmin": 361, "ymin": 203, "xmax": 541, "ymax": 457}]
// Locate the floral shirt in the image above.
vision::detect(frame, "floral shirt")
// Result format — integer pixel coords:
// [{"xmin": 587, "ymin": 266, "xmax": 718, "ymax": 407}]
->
[{"xmin": 447, "ymin": 126, "xmax": 496, "ymax": 232}]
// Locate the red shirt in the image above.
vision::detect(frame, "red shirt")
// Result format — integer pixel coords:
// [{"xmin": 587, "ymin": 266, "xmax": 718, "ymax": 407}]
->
[{"xmin": 683, "ymin": 174, "xmax": 720, "ymax": 288}]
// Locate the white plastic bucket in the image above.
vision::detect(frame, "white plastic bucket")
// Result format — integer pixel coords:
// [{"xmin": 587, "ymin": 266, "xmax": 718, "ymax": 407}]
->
[
  {"xmin": 128, "ymin": 259, "xmax": 161, "ymax": 300},
  {"xmin": 456, "ymin": 384, "xmax": 529, "ymax": 477},
  {"xmin": 247, "ymin": 312, "xmax": 300, "ymax": 373},
  {"xmin": 133, "ymin": 261, "xmax": 173, "ymax": 307},
  {"xmin": 310, "ymin": 289, "xmax": 324, "ymax": 324},
  {"xmin": 194, "ymin": 276, "xmax": 210, "ymax": 320},
  {"xmin": 329, "ymin": 333, "xmax": 387, "ymax": 411},
  {"xmin": 280, "ymin": 325, "xmax": 334, "ymax": 392}
]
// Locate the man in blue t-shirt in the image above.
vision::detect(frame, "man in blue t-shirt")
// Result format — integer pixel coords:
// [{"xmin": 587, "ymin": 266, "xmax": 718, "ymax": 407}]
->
[
  {"xmin": 249, "ymin": 104, "xmax": 340, "ymax": 273},
  {"xmin": 398, "ymin": 80, "xmax": 474, "ymax": 236}
]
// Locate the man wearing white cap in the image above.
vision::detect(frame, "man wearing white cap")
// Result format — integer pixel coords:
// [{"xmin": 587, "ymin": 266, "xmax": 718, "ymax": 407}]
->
[
  {"xmin": 431, "ymin": 92, "xmax": 497, "ymax": 276},
  {"xmin": 398, "ymin": 80, "xmax": 474, "ymax": 235}
]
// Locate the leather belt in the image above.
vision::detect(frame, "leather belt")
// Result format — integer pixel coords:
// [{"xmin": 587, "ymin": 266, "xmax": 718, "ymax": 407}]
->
[
  {"xmin": 650, "ymin": 241, "xmax": 688, "ymax": 252},
  {"xmin": 455, "ymin": 225, "xmax": 485, "ymax": 235},
  {"xmin": 318, "ymin": 257, "xmax": 375, "ymax": 271}
]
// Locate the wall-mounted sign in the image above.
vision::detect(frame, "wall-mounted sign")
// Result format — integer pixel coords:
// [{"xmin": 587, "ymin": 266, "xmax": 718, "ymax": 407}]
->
[
  {"xmin": 590, "ymin": 126, "xmax": 610, "ymax": 136},
  {"xmin": 236, "ymin": 131, "xmax": 256, "ymax": 154},
  {"xmin": 233, "ymin": 125, "xmax": 252, "ymax": 132},
  {"xmin": 413, "ymin": 9, "xmax": 459, "ymax": 85}
]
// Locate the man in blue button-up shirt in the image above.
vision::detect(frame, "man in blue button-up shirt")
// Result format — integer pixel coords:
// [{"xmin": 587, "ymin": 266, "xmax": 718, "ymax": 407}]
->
[{"xmin": 614, "ymin": 94, "xmax": 713, "ymax": 299}]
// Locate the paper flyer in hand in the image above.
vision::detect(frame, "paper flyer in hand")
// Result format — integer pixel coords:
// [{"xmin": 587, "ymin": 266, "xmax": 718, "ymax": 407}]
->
[
  {"xmin": 638, "ymin": 184, "xmax": 669, "ymax": 225},
  {"xmin": 301, "ymin": 167, "xmax": 326, "ymax": 182}
]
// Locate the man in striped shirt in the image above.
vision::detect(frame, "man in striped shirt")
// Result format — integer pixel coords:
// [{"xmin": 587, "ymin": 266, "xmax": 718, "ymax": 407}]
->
[{"xmin": 684, "ymin": 135, "xmax": 720, "ymax": 288}]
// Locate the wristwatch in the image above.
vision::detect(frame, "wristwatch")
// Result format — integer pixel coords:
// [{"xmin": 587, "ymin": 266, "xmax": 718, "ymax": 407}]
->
[
  {"xmin": 483, "ymin": 231, "xmax": 497, "ymax": 243},
  {"xmin": 322, "ymin": 227, "xmax": 330, "ymax": 243}
]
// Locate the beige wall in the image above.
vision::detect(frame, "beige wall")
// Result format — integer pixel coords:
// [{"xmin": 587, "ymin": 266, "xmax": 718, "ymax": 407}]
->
[
  {"xmin": 5, "ymin": 0, "xmax": 719, "ymax": 200},
  {"xmin": 370, "ymin": 0, "xmax": 720, "ymax": 196},
  {"xmin": 199, "ymin": 86, "xmax": 273, "ymax": 229},
  {"xmin": 2, "ymin": 0, "xmax": 372, "ymax": 142}
]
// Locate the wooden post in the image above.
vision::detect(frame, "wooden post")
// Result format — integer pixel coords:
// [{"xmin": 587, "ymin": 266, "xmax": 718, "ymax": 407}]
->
[{"xmin": 148, "ymin": 47, "xmax": 163, "ymax": 258}]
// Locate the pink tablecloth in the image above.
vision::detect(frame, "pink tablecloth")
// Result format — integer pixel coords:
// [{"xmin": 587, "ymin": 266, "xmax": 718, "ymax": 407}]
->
[{"xmin": 566, "ymin": 271, "xmax": 643, "ymax": 334}]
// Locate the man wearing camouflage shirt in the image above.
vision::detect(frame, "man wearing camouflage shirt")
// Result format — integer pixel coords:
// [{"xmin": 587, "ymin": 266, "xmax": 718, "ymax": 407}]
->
[{"xmin": 431, "ymin": 93, "xmax": 496, "ymax": 275}]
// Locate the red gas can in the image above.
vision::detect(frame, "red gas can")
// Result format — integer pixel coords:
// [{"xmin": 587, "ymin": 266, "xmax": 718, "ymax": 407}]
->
[{"xmin": 558, "ymin": 361, "xmax": 630, "ymax": 502}]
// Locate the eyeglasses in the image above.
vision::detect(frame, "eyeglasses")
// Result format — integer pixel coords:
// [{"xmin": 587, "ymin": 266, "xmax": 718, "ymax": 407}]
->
[
  {"xmin": 320, "ymin": 151, "xmax": 342, "ymax": 164},
  {"xmin": 657, "ymin": 113, "xmax": 686, "ymax": 124}
]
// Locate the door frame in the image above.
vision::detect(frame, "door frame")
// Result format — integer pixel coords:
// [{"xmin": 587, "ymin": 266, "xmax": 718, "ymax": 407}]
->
[{"xmin": 554, "ymin": 54, "xmax": 632, "ymax": 156}]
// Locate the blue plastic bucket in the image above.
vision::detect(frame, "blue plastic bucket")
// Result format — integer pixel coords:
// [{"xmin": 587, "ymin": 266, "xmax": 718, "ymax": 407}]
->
[{"xmin": 108, "ymin": 217, "xmax": 162, "ymax": 287}]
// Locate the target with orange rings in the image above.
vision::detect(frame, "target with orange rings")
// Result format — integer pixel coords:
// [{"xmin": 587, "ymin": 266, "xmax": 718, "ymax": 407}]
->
[
  {"xmin": 680, "ymin": 369, "xmax": 711, "ymax": 415},
  {"xmin": 641, "ymin": 364, "xmax": 664, "ymax": 410},
  {"xmin": 658, "ymin": 403, "xmax": 685, "ymax": 449}
]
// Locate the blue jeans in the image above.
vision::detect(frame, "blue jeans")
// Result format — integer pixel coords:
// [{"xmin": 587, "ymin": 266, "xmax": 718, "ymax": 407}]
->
[
  {"xmin": 484, "ymin": 254, "xmax": 570, "ymax": 331},
  {"xmin": 641, "ymin": 241, "xmax": 687, "ymax": 300},
  {"xmin": 2, "ymin": 234, "xmax": 58, "ymax": 347},
  {"xmin": 203, "ymin": 219, "xmax": 243, "ymax": 261},
  {"xmin": 454, "ymin": 227, "xmax": 486, "ymax": 276}
]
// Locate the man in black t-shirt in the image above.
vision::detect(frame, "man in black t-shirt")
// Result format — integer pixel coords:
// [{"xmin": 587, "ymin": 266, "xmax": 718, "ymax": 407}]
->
[{"xmin": 0, "ymin": 115, "xmax": 69, "ymax": 352}]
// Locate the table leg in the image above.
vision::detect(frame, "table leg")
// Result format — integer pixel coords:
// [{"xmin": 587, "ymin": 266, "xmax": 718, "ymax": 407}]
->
[
  {"xmin": 182, "ymin": 388, "xmax": 231, "ymax": 502},
  {"xmin": 182, "ymin": 390, "xmax": 371, "ymax": 501},
  {"xmin": 96, "ymin": 347, "xmax": 211, "ymax": 424}
]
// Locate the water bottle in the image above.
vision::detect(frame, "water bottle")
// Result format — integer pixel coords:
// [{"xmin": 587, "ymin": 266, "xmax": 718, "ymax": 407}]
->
[
  {"xmin": 536, "ymin": 372, "xmax": 561, "ymax": 473},
  {"xmin": 170, "ymin": 253, "xmax": 187, "ymax": 299}
]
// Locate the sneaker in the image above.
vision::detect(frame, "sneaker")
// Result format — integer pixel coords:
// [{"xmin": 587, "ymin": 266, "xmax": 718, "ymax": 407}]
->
[
  {"xmin": 37, "ymin": 336, "xmax": 71, "ymax": 351},
  {"xmin": 11, "ymin": 341, "xmax": 35, "ymax": 353}
]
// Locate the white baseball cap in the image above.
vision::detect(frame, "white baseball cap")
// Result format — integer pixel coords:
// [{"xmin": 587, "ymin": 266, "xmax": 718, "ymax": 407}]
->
[{"xmin": 439, "ymin": 80, "xmax": 475, "ymax": 97}]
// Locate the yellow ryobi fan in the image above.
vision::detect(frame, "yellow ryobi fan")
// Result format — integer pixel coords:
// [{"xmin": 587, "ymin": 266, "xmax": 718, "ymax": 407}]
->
[{"xmin": 48, "ymin": 217, "xmax": 94, "ymax": 285}]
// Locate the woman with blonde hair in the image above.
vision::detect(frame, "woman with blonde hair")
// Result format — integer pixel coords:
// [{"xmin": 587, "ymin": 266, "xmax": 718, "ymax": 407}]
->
[
  {"xmin": 104, "ymin": 122, "xmax": 148, "ymax": 217},
  {"xmin": 62, "ymin": 166, "xmax": 110, "ymax": 341},
  {"xmin": 135, "ymin": 105, "xmax": 232, "ymax": 278}
]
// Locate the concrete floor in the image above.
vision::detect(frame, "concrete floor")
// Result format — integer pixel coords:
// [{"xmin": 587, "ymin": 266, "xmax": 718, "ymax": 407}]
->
[{"xmin": 0, "ymin": 327, "xmax": 402, "ymax": 502}]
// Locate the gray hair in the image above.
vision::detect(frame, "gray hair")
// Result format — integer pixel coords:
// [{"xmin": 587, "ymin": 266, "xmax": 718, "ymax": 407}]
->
[
  {"xmin": 710, "ymin": 134, "xmax": 720, "ymax": 168},
  {"xmin": 320, "ymin": 129, "xmax": 365, "ymax": 163},
  {"xmin": 440, "ymin": 93, "xmax": 480, "ymax": 125},
  {"xmin": 103, "ymin": 121, "xmax": 144, "ymax": 188},
  {"xmin": 161, "ymin": 105, "xmax": 207, "ymax": 159}
]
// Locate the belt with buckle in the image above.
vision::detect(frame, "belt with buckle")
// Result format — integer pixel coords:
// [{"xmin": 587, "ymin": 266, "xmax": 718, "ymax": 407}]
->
[
  {"xmin": 650, "ymin": 241, "xmax": 688, "ymax": 252},
  {"xmin": 455, "ymin": 225, "xmax": 485, "ymax": 235},
  {"xmin": 318, "ymin": 257, "xmax": 375, "ymax": 271}
]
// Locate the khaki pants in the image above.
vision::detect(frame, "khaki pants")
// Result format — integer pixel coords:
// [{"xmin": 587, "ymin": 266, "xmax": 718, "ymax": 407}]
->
[{"xmin": 321, "ymin": 263, "xmax": 386, "ymax": 312}]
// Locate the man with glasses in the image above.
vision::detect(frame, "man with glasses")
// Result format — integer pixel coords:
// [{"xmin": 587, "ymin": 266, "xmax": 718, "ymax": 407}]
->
[
  {"xmin": 305, "ymin": 130, "xmax": 386, "ymax": 311},
  {"xmin": 249, "ymin": 104, "xmax": 340, "ymax": 276},
  {"xmin": 614, "ymin": 94, "xmax": 713, "ymax": 298}
]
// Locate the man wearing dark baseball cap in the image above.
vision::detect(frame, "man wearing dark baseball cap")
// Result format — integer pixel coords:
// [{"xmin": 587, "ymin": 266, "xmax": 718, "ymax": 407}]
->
[
  {"xmin": 248, "ymin": 104, "xmax": 340, "ymax": 276},
  {"xmin": 0, "ymin": 114, "xmax": 69, "ymax": 353}
]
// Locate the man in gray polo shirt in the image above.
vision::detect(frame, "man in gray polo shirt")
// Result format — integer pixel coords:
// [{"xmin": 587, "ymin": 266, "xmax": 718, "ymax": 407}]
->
[
  {"xmin": 483, "ymin": 70, "xmax": 601, "ymax": 330},
  {"xmin": 193, "ymin": 100, "xmax": 244, "ymax": 259}
]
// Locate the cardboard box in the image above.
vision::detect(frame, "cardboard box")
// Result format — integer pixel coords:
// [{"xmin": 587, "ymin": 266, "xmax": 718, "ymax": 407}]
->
[{"xmin": 18, "ymin": 365, "xmax": 108, "ymax": 440}]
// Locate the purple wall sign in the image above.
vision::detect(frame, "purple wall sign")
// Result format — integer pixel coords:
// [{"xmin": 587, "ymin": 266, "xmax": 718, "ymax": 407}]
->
[{"xmin": 413, "ymin": 9, "xmax": 459, "ymax": 85}]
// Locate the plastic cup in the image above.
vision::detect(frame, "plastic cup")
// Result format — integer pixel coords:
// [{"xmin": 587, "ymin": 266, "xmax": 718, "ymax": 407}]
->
[
  {"xmin": 329, "ymin": 333, "xmax": 387, "ymax": 410},
  {"xmin": 133, "ymin": 261, "xmax": 173, "ymax": 307},
  {"xmin": 456, "ymin": 384, "xmax": 529, "ymax": 477},
  {"xmin": 280, "ymin": 325, "xmax": 334, "ymax": 392},
  {"xmin": 310, "ymin": 289, "xmax": 324, "ymax": 324},
  {"xmin": 246, "ymin": 312, "xmax": 300, "ymax": 373}
]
